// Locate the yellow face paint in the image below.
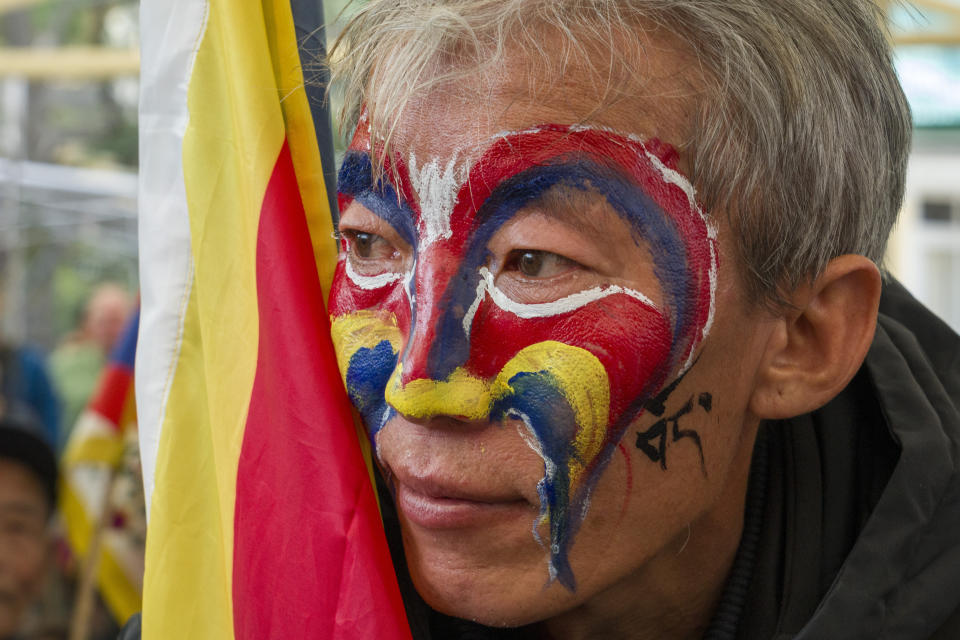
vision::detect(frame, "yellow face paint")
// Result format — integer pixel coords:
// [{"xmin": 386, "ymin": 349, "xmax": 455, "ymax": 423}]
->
[
  {"xmin": 334, "ymin": 315, "xmax": 615, "ymax": 591},
  {"xmin": 385, "ymin": 364, "xmax": 492, "ymax": 420},
  {"xmin": 330, "ymin": 310, "xmax": 402, "ymax": 385},
  {"xmin": 384, "ymin": 340, "xmax": 609, "ymax": 485},
  {"xmin": 493, "ymin": 342, "xmax": 610, "ymax": 487}
]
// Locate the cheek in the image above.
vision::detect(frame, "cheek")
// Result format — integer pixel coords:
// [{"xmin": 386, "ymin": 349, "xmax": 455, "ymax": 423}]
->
[
  {"xmin": 18, "ymin": 540, "xmax": 46, "ymax": 586},
  {"xmin": 329, "ymin": 261, "xmax": 412, "ymax": 434},
  {"xmin": 464, "ymin": 296, "xmax": 673, "ymax": 590},
  {"xmin": 466, "ymin": 294, "xmax": 673, "ymax": 431},
  {"xmin": 328, "ymin": 260, "xmax": 411, "ymax": 330}
]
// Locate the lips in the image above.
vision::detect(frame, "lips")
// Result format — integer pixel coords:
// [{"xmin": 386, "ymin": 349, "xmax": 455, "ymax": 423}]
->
[{"xmin": 390, "ymin": 469, "xmax": 532, "ymax": 530}]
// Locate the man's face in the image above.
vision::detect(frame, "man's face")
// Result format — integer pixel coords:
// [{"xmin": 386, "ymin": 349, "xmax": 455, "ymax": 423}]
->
[
  {"xmin": 0, "ymin": 458, "xmax": 49, "ymax": 637},
  {"xmin": 85, "ymin": 287, "xmax": 132, "ymax": 354},
  {"xmin": 330, "ymin": 57, "xmax": 775, "ymax": 625}
]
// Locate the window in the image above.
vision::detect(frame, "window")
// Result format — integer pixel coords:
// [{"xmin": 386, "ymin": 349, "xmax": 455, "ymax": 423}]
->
[{"xmin": 915, "ymin": 197, "xmax": 960, "ymax": 333}]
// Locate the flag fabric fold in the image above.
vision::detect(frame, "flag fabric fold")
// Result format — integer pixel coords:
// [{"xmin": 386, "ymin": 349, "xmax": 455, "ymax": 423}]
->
[{"xmin": 136, "ymin": 1, "xmax": 411, "ymax": 637}]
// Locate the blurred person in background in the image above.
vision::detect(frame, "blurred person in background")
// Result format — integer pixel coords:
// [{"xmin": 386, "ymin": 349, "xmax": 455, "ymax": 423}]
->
[
  {"xmin": 0, "ymin": 282, "xmax": 59, "ymax": 453},
  {"xmin": 0, "ymin": 348, "xmax": 59, "ymax": 457},
  {"xmin": 49, "ymin": 285, "xmax": 133, "ymax": 450},
  {"xmin": 0, "ymin": 404, "xmax": 63, "ymax": 640}
]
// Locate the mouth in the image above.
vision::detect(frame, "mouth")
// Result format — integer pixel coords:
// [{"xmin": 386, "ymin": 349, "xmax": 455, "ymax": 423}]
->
[{"xmin": 392, "ymin": 473, "xmax": 532, "ymax": 530}]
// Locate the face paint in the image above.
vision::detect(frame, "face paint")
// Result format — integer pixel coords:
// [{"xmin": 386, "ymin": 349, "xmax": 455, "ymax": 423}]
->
[{"xmin": 329, "ymin": 118, "xmax": 718, "ymax": 590}]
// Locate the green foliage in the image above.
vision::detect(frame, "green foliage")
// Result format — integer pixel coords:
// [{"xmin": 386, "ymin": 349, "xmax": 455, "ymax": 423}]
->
[{"xmin": 50, "ymin": 251, "xmax": 136, "ymax": 338}]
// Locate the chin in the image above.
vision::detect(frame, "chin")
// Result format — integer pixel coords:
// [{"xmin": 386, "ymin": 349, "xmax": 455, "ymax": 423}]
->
[
  {"xmin": 412, "ymin": 570, "xmax": 560, "ymax": 628},
  {"xmin": 402, "ymin": 538, "xmax": 588, "ymax": 628}
]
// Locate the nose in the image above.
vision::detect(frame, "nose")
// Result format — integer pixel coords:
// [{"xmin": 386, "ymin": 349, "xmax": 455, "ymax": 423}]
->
[
  {"xmin": 395, "ymin": 243, "xmax": 475, "ymax": 385},
  {"xmin": 387, "ymin": 242, "xmax": 489, "ymax": 419}
]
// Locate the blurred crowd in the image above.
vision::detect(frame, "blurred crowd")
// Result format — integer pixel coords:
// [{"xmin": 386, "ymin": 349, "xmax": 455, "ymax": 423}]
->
[{"xmin": 1, "ymin": 282, "xmax": 142, "ymax": 640}]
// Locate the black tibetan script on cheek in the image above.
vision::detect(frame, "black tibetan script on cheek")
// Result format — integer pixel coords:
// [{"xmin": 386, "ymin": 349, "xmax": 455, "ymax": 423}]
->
[{"xmin": 635, "ymin": 368, "xmax": 711, "ymax": 477}]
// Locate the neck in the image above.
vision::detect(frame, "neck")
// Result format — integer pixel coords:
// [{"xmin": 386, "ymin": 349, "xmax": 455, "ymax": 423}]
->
[{"xmin": 537, "ymin": 422, "xmax": 760, "ymax": 640}]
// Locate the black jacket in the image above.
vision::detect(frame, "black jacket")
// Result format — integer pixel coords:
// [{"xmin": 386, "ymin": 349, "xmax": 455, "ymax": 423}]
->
[
  {"xmin": 406, "ymin": 280, "xmax": 960, "ymax": 639},
  {"xmin": 707, "ymin": 279, "xmax": 960, "ymax": 639}
]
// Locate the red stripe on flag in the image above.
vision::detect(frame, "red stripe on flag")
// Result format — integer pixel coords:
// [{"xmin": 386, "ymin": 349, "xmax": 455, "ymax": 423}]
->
[
  {"xmin": 233, "ymin": 142, "xmax": 411, "ymax": 639},
  {"xmin": 88, "ymin": 365, "xmax": 133, "ymax": 429}
]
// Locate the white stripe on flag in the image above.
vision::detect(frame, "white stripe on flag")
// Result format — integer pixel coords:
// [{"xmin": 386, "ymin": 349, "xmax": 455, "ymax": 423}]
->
[{"xmin": 136, "ymin": 0, "xmax": 209, "ymax": 516}]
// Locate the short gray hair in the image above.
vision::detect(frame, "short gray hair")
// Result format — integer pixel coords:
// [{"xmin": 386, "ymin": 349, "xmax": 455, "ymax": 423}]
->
[{"xmin": 328, "ymin": 0, "xmax": 912, "ymax": 307}]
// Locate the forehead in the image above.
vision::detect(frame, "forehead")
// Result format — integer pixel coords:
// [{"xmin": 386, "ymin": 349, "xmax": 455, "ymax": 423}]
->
[
  {"xmin": 0, "ymin": 458, "xmax": 47, "ymax": 510},
  {"xmin": 380, "ymin": 28, "xmax": 699, "ymax": 172}
]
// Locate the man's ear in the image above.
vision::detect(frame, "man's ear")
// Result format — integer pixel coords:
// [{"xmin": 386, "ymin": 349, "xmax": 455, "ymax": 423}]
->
[{"xmin": 749, "ymin": 255, "xmax": 881, "ymax": 420}]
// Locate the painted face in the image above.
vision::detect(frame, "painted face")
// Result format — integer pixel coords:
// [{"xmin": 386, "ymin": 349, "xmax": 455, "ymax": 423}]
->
[{"xmin": 329, "ymin": 115, "xmax": 719, "ymax": 591}]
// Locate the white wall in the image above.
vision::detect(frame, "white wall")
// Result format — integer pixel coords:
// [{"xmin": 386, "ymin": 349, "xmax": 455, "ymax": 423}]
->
[{"xmin": 888, "ymin": 130, "xmax": 960, "ymax": 332}]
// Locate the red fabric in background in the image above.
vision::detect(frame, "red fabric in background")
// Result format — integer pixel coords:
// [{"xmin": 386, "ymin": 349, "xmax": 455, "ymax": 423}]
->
[
  {"xmin": 89, "ymin": 366, "xmax": 133, "ymax": 429},
  {"xmin": 232, "ymin": 142, "xmax": 411, "ymax": 639}
]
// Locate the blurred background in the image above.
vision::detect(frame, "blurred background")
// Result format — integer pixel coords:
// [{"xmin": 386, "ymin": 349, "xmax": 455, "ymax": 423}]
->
[{"xmin": 0, "ymin": 0, "xmax": 957, "ymax": 638}]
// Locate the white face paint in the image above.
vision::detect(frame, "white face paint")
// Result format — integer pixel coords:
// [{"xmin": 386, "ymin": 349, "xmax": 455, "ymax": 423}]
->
[
  {"xmin": 343, "ymin": 255, "xmax": 407, "ymax": 290},
  {"xmin": 461, "ymin": 267, "xmax": 658, "ymax": 338},
  {"xmin": 407, "ymin": 150, "xmax": 471, "ymax": 249},
  {"xmin": 640, "ymin": 147, "xmax": 718, "ymax": 364}
]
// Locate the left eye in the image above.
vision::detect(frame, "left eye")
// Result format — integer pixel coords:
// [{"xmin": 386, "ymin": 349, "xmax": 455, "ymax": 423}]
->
[
  {"xmin": 341, "ymin": 229, "xmax": 402, "ymax": 275},
  {"xmin": 504, "ymin": 249, "xmax": 578, "ymax": 278}
]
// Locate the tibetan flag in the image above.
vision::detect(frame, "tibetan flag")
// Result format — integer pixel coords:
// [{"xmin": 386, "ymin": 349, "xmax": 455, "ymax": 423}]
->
[
  {"xmin": 61, "ymin": 308, "xmax": 143, "ymax": 624},
  {"xmin": 136, "ymin": 1, "xmax": 411, "ymax": 639}
]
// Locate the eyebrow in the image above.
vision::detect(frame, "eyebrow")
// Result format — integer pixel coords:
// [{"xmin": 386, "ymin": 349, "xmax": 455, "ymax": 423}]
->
[
  {"xmin": 466, "ymin": 153, "xmax": 682, "ymax": 255},
  {"xmin": 337, "ymin": 150, "xmax": 418, "ymax": 248},
  {"xmin": 515, "ymin": 183, "xmax": 631, "ymax": 248}
]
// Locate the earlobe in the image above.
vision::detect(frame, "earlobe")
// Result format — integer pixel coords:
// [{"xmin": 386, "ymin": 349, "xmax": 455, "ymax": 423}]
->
[{"xmin": 749, "ymin": 255, "xmax": 882, "ymax": 420}]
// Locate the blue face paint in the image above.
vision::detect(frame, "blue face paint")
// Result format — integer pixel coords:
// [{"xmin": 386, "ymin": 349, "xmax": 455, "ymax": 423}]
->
[
  {"xmin": 338, "ymin": 150, "xmax": 419, "ymax": 248},
  {"xmin": 490, "ymin": 370, "xmax": 580, "ymax": 589},
  {"xmin": 345, "ymin": 340, "xmax": 399, "ymax": 441}
]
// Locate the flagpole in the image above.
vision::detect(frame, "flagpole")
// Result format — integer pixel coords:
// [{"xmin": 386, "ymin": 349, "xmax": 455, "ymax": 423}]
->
[{"xmin": 68, "ymin": 468, "xmax": 117, "ymax": 640}]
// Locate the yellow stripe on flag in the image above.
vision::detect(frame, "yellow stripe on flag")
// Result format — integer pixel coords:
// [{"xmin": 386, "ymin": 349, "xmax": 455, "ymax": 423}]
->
[
  {"xmin": 141, "ymin": 1, "xmax": 286, "ymax": 637},
  {"xmin": 143, "ymin": 294, "xmax": 235, "ymax": 639},
  {"xmin": 261, "ymin": 2, "xmax": 380, "ymax": 503},
  {"xmin": 264, "ymin": 2, "xmax": 339, "ymax": 297},
  {"xmin": 61, "ymin": 481, "xmax": 142, "ymax": 624},
  {"xmin": 62, "ymin": 434, "xmax": 124, "ymax": 466}
]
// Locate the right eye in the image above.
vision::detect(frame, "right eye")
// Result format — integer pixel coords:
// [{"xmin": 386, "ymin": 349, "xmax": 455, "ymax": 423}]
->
[
  {"xmin": 341, "ymin": 229, "xmax": 402, "ymax": 275},
  {"xmin": 346, "ymin": 231, "xmax": 389, "ymax": 259}
]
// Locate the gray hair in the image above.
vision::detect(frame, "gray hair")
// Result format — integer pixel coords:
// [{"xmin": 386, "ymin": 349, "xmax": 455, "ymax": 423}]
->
[{"xmin": 328, "ymin": 0, "xmax": 912, "ymax": 307}]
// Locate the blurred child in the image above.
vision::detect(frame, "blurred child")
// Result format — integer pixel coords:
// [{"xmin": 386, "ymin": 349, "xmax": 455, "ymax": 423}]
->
[{"xmin": 0, "ymin": 405, "xmax": 60, "ymax": 640}]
